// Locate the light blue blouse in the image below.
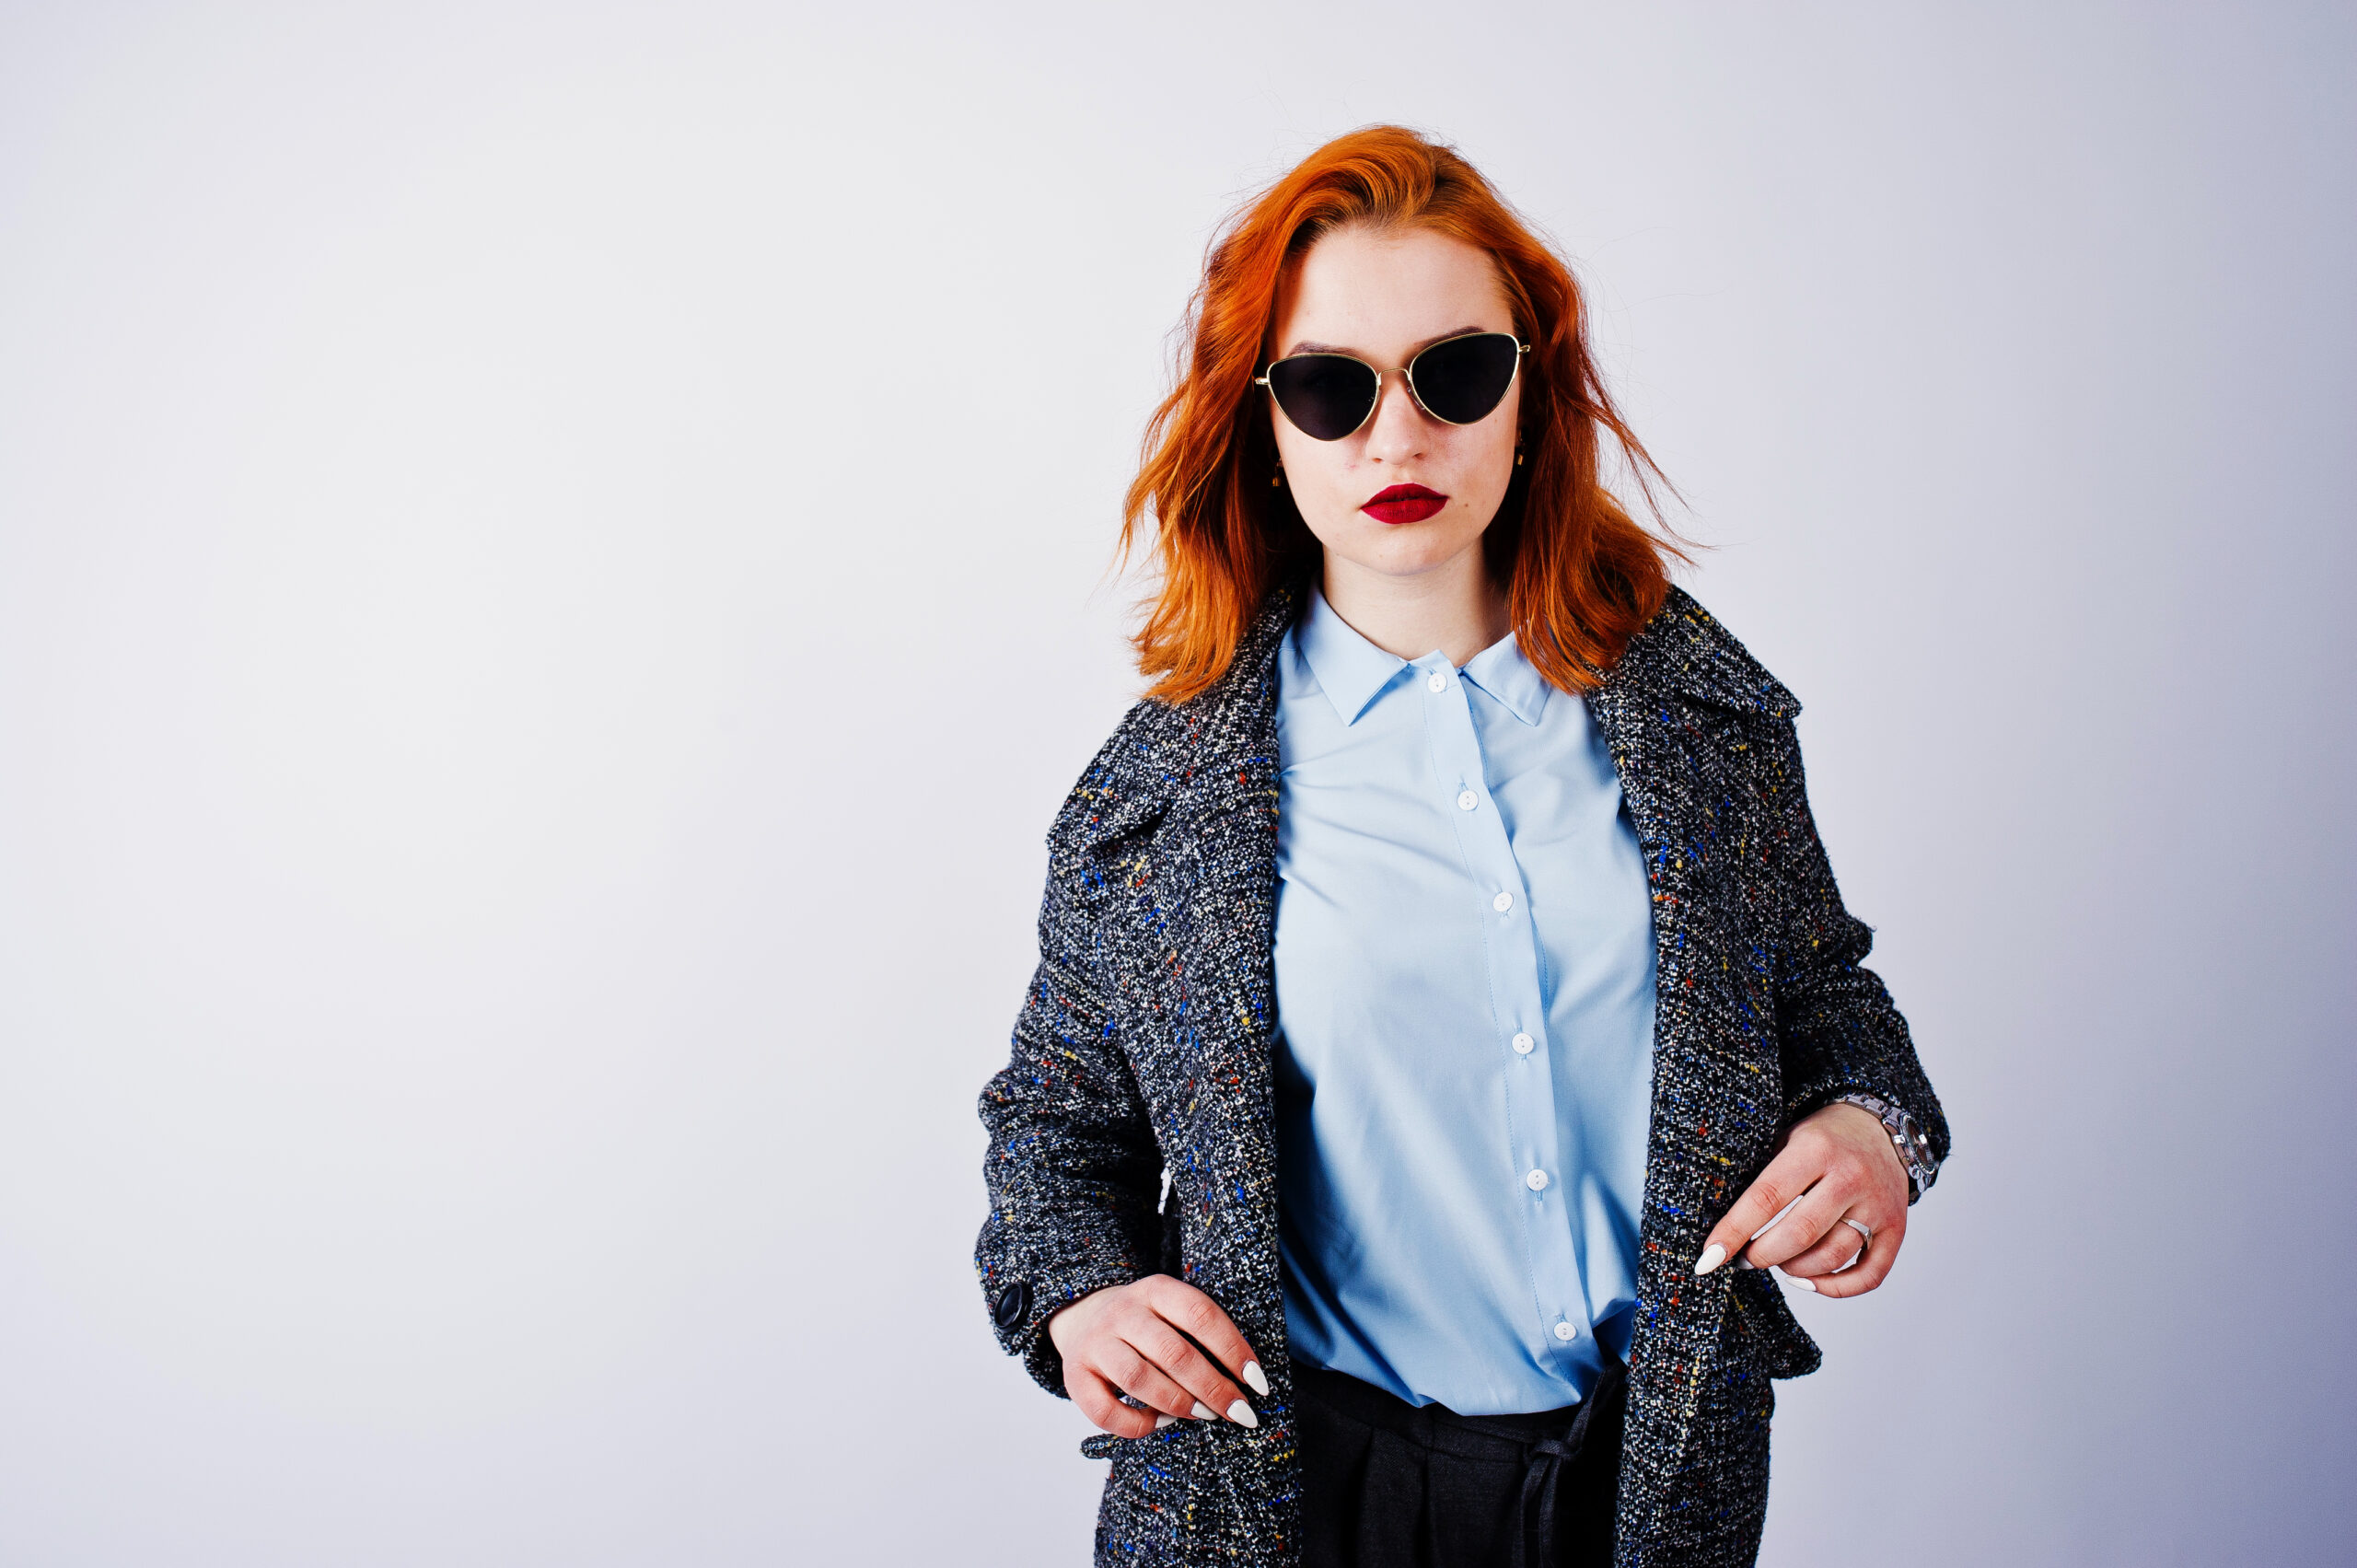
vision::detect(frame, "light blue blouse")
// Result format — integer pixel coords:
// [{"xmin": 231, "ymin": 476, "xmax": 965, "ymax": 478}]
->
[{"xmin": 1271, "ymin": 585, "xmax": 1659, "ymax": 1415}]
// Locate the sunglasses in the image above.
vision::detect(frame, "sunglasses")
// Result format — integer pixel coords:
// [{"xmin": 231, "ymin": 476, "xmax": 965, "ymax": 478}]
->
[{"xmin": 1255, "ymin": 331, "xmax": 1528, "ymax": 441}]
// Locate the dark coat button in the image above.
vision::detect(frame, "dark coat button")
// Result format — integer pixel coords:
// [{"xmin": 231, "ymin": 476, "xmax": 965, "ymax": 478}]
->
[{"xmin": 993, "ymin": 1280, "xmax": 1031, "ymax": 1330}]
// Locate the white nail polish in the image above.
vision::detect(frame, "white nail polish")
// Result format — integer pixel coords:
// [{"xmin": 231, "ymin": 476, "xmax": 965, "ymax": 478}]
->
[
  {"xmin": 1155, "ymin": 1413, "xmax": 1177, "ymax": 1429},
  {"xmin": 1227, "ymin": 1400, "xmax": 1260, "ymax": 1429},
  {"xmin": 1242, "ymin": 1361, "xmax": 1271, "ymax": 1398},
  {"xmin": 1693, "ymin": 1243, "xmax": 1728, "ymax": 1276},
  {"xmin": 1192, "ymin": 1401, "xmax": 1216, "ymax": 1421},
  {"xmin": 1782, "ymin": 1272, "xmax": 1818, "ymax": 1294}
]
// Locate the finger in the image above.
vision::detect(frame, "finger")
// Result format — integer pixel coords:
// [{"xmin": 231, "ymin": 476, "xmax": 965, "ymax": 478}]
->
[
  {"xmin": 1125, "ymin": 1319, "xmax": 1251, "ymax": 1426},
  {"xmin": 1066, "ymin": 1364, "xmax": 1159, "ymax": 1438},
  {"xmin": 1097, "ymin": 1341, "xmax": 1203, "ymax": 1422},
  {"xmin": 1696, "ymin": 1143, "xmax": 1827, "ymax": 1274},
  {"xmin": 1807, "ymin": 1214, "xmax": 1906, "ymax": 1298},
  {"xmin": 1777, "ymin": 1214, "xmax": 1873, "ymax": 1279},
  {"xmin": 1142, "ymin": 1276, "xmax": 1269, "ymax": 1399},
  {"xmin": 1742, "ymin": 1173, "xmax": 1862, "ymax": 1272}
]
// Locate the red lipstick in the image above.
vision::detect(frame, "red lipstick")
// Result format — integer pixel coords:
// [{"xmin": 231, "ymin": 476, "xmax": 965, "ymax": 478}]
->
[{"xmin": 1361, "ymin": 482, "xmax": 1449, "ymax": 525}]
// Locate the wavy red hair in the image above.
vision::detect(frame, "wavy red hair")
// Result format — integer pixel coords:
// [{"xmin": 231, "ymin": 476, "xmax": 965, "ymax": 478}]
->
[{"xmin": 1120, "ymin": 126, "xmax": 1685, "ymax": 703}]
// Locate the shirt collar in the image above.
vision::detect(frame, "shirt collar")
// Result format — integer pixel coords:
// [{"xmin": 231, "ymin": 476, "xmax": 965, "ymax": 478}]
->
[
  {"xmin": 1461, "ymin": 631, "xmax": 1552, "ymax": 726},
  {"xmin": 1294, "ymin": 584, "xmax": 1407, "ymax": 726},
  {"xmin": 1293, "ymin": 584, "xmax": 1553, "ymax": 727}
]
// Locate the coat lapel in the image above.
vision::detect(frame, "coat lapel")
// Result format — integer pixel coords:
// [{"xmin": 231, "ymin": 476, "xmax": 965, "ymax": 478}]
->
[
  {"xmin": 1587, "ymin": 587, "xmax": 1798, "ymax": 1541},
  {"xmin": 1074, "ymin": 584, "xmax": 1302, "ymax": 1362}
]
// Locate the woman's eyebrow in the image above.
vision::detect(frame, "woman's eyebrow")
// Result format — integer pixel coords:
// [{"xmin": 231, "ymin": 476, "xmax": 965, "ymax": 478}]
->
[{"xmin": 1282, "ymin": 326, "xmax": 1492, "ymax": 358}]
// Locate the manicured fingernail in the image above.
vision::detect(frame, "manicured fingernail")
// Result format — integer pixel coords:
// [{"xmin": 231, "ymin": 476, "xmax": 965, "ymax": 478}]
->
[
  {"xmin": 1782, "ymin": 1272, "xmax": 1817, "ymax": 1293},
  {"xmin": 1693, "ymin": 1243, "xmax": 1728, "ymax": 1276},
  {"xmin": 1155, "ymin": 1413, "xmax": 1177, "ymax": 1429},
  {"xmin": 1192, "ymin": 1401, "xmax": 1216, "ymax": 1420},
  {"xmin": 1242, "ymin": 1361, "xmax": 1270, "ymax": 1398},
  {"xmin": 1226, "ymin": 1400, "xmax": 1260, "ymax": 1429}
]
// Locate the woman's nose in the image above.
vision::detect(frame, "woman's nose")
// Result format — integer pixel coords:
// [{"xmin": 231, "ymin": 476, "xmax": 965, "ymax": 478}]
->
[{"xmin": 1362, "ymin": 368, "xmax": 1428, "ymax": 459}]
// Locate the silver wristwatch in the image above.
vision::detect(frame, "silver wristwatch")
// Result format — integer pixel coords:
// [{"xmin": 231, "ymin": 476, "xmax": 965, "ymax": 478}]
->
[{"xmin": 1833, "ymin": 1093, "xmax": 1938, "ymax": 1203}]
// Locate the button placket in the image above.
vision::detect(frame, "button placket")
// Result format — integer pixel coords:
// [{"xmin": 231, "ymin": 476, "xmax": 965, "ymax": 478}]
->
[{"xmin": 1415, "ymin": 656, "xmax": 1587, "ymax": 1374}]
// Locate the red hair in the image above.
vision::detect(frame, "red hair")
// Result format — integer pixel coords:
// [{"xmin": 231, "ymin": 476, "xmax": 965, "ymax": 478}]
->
[{"xmin": 1120, "ymin": 126, "xmax": 1685, "ymax": 703}]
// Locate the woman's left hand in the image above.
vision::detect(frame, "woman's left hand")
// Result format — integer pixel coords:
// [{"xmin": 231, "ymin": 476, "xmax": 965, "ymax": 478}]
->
[{"xmin": 1692, "ymin": 1103, "xmax": 1910, "ymax": 1297}]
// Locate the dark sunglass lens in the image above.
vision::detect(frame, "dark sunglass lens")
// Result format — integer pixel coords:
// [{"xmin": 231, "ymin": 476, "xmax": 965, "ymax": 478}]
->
[
  {"xmin": 1411, "ymin": 333, "xmax": 1521, "ymax": 424},
  {"xmin": 1267, "ymin": 355, "xmax": 1380, "ymax": 441}
]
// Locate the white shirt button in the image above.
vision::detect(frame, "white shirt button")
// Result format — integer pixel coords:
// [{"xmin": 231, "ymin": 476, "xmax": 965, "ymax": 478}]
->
[
  {"xmin": 1457, "ymin": 789, "xmax": 1479, "ymax": 812},
  {"xmin": 1492, "ymin": 891, "xmax": 1514, "ymax": 913},
  {"xmin": 1554, "ymin": 1321, "xmax": 1577, "ymax": 1342},
  {"xmin": 1524, "ymin": 1168, "xmax": 1550, "ymax": 1191},
  {"xmin": 1512, "ymin": 1032, "xmax": 1535, "ymax": 1056},
  {"xmin": 1426, "ymin": 671, "xmax": 1447, "ymax": 693}
]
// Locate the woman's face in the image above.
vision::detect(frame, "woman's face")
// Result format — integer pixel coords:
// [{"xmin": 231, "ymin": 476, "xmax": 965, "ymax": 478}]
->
[{"xmin": 1264, "ymin": 224, "xmax": 1522, "ymax": 586}]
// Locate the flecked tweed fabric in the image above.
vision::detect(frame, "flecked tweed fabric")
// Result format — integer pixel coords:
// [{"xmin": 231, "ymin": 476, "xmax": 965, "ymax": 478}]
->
[{"xmin": 976, "ymin": 578, "xmax": 1949, "ymax": 1568}]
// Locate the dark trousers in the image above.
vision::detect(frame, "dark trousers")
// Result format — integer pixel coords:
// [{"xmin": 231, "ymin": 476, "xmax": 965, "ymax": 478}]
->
[{"xmin": 1295, "ymin": 1362, "xmax": 1626, "ymax": 1568}]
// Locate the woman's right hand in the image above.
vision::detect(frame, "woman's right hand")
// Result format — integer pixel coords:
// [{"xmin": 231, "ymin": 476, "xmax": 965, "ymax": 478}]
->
[{"xmin": 1046, "ymin": 1274, "xmax": 1269, "ymax": 1437}]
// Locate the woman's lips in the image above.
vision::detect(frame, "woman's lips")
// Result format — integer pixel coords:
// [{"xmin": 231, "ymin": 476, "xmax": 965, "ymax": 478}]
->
[{"xmin": 1361, "ymin": 482, "xmax": 1449, "ymax": 525}]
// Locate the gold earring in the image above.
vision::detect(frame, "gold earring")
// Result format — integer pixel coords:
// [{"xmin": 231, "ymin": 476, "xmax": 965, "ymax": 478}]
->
[
  {"xmin": 1272, "ymin": 461, "xmax": 1283, "ymax": 488},
  {"xmin": 1515, "ymin": 447, "xmax": 1524, "ymax": 467}
]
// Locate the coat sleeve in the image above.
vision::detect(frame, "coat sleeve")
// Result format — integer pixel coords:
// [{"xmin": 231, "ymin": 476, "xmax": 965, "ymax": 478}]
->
[
  {"xmin": 974, "ymin": 839, "xmax": 1164, "ymax": 1398},
  {"xmin": 1756, "ymin": 714, "xmax": 1953, "ymax": 1179}
]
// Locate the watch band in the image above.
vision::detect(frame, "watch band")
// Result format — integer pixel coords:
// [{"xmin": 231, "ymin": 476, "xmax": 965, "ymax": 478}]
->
[{"xmin": 1833, "ymin": 1092, "xmax": 1939, "ymax": 1203}]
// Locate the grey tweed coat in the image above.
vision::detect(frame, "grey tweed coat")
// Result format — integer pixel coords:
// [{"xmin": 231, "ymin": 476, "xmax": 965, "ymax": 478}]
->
[{"xmin": 976, "ymin": 578, "xmax": 1948, "ymax": 1567}]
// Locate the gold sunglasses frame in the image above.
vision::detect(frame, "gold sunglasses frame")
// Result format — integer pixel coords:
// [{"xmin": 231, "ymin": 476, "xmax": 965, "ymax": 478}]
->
[{"xmin": 1253, "ymin": 331, "xmax": 1529, "ymax": 441}]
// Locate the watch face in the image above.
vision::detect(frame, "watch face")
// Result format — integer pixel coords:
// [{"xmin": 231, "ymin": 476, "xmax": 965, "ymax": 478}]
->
[{"xmin": 1898, "ymin": 1120, "xmax": 1934, "ymax": 1185}]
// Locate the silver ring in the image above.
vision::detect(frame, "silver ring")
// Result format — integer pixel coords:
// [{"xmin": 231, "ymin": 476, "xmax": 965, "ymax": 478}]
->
[{"xmin": 1841, "ymin": 1217, "xmax": 1874, "ymax": 1248}]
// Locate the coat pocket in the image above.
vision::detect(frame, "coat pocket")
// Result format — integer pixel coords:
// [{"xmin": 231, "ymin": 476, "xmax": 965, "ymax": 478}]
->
[
  {"xmin": 1080, "ymin": 1423, "xmax": 1202, "ymax": 1565},
  {"xmin": 1727, "ymin": 1266, "xmax": 1823, "ymax": 1379}
]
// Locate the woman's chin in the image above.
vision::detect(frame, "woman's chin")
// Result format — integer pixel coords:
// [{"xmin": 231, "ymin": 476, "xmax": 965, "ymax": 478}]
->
[{"xmin": 1320, "ymin": 526, "xmax": 1486, "ymax": 582}]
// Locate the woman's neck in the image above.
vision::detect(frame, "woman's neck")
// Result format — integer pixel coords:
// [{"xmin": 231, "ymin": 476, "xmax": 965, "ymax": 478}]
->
[{"xmin": 1318, "ymin": 549, "xmax": 1512, "ymax": 669}]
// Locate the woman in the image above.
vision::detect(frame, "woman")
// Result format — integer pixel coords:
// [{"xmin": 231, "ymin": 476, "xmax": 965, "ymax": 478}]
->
[{"xmin": 975, "ymin": 126, "xmax": 1947, "ymax": 1568}]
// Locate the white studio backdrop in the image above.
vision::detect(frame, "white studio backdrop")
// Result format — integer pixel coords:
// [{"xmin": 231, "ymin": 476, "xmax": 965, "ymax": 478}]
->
[{"xmin": 1, "ymin": 3, "xmax": 2350, "ymax": 1563}]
